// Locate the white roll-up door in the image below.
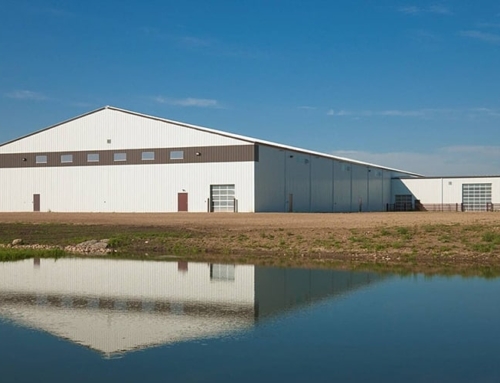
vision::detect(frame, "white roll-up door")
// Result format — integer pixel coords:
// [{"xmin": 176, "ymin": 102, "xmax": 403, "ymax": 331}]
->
[
  {"xmin": 462, "ymin": 183, "xmax": 492, "ymax": 211},
  {"xmin": 210, "ymin": 184, "xmax": 235, "ymax": 212}
]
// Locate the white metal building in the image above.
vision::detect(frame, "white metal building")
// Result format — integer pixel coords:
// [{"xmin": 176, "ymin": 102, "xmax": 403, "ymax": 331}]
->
[
  {"xmin": 0, "ymin": 106, "xmax": 420, "ymax": 213},
  {"xmin": 393, "ymin": 176, "xmax": 500, "ymax": 212}
]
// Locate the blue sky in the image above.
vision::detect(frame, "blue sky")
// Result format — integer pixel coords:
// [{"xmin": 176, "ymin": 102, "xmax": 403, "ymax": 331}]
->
[{"xmin": 1, "ymin": 0, "xmax": 499, "ymax": 176}]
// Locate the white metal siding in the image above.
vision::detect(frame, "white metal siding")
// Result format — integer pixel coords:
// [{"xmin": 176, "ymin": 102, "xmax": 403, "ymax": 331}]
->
[
  {"xmin": 351, "ymin": 165, "xmax": 368, "ymax": 212},
  {"xmin": 333, "ymin": 161, "xmax": 351, "ymax": 212},
  {"xmin": 0, "ymin": 108, "xmax": 248, "ymax": 154},
  {"xmin": 310, "ymin": 156, "xmax": 334, "ymax": 212},
  {"xmin": 367, "ymin": 169, "xmax": 384, "ymax": 212},
  {"xmin": 382, "ymin": 170, "xmax": 392, "ymax": 211},
  {"xmin": 285, "ymin": 151, "xmax": 311, "ymax": 212},
  {"xmin": 394, "ymin": 177, "xmax": 500, "ymax": 209},
  {"xmin": 254, "ymin": 146, "xmax": 287, "ymax": 212},
  {"xmin": 0, "ymin": 162, "xmax": 255, "ymax": 212}
]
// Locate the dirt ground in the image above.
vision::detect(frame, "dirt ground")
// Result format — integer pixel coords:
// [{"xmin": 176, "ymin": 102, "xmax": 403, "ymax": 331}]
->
[
  {"xmin": 1, "ymin": 211, "xmax": 499, "ymax": 275},
  {"xmin": 0, "ymin": 211, "xmax": 498, "ymax": 228}
]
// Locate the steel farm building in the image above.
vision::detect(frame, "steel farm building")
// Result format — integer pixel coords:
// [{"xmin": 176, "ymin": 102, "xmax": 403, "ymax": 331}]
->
[{"xmin": 0, "ymin": 106, "xmax": 498, "ymax": 213}]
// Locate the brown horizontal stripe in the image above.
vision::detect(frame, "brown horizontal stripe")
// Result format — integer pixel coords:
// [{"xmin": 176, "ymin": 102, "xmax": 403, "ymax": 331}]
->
[
  {"xmin": 0, "ymin": 293, "xmax": 254, "ymax": 318},
  {"xmin": 0, "ymin": 144, "xmax": 256, "ymax": 168}
]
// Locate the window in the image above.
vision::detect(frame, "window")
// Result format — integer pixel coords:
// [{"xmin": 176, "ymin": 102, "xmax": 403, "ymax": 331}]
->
[
  {"xmin": 170, "ymin": 150, "xmax": 184, "ymax": 160},
  {"xmin": 142, "ymin": 151, "xmax": 155, "ymax": 161},
  {"xmin": 61, "ymin": 154, "xmax": 73, "ymax": 163},
  {"xmin": 87, "ymin": 153, "xmax": 99, "ymax": 162},
  {"xmin": 210, "ymin": 264, "xmax": 235, "ymax": 281},
  {"xmin": 114, "ymin": 153, "xmax": 126, "ymax": 162},
  {"xmin": 36, "ymin": 155, "xmax": 47, "ymax": 164}
]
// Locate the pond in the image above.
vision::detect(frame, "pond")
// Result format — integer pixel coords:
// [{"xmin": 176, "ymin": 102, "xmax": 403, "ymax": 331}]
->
[{"xmin": 0, "ymin": 258, "xmax": 499, "ymax": 382}]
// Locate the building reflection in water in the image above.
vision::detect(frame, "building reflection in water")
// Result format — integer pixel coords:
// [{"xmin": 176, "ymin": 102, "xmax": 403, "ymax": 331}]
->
[{"xmin": 0, "ymin": 258, "xmax": 386, "ymax": 357}]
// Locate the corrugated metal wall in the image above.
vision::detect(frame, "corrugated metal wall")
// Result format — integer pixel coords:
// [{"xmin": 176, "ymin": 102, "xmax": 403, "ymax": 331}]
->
[
  {"xmin": 311, "ymin": 156, "xmax": 334, "ymax": 212},
  {"xmin": 254, "ymin": 145, "xmax": 394, "ymax": 212},
  {"xmin": 0, "ymin": 107, "xmax": 425, "ymax": 213},
  {"xmin": 254, "ymin": 146, "xmax": 286, "ymax": 212},
  {"xmin": 0, "ymin": 108, "xmax": 256, "ymax": 212},
  {"xmin": 393, "ymin": 177, "xmax": 500, "ymax": 207},
  {"xmin": 0, "ymin": 108, "xmax": 249, "ymax": 154},
  {"xmin": 0, "ymin": 162, "xmax": 255, "ymax": 212}
]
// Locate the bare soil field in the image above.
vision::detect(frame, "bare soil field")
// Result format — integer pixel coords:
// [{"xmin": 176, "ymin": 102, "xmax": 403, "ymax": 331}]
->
[
  {"xmin": 1, "ymin": 212, "xmax": 499, "ymax": 275},
  {"xmin": 0, "ymin": 211, "xmax": 498, "ymax": 229}
]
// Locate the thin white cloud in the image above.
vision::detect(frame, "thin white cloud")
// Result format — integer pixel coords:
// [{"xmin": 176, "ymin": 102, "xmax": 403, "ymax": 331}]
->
[
  {"xmin": 398, "ymin": 5, "xmax": 452, "ymax": 15},
  {"xmin": 27, "ymin": 6, "xmax": 74, "ymax": 18},
  {"xmin": 410, "ymin": 29, "xmax": 442, "ymax": 43},
  {"xmin": 155, "ymin": 96, "xmax": 220, "ymax": 108},
  {"xmin": 442, "ymin": 145, "xmax": 500, "ymax": 158},
  {"xmin": 140, "ymin": 28, "xmax": 212, "ymax": 48},
  {"xmin": 326, "ymin": 107, "xmax": 500, "ymax": 119},
  {"xmin": 399, "ymin": 6, "xmax": 420, "ymax": 14},
  {"xmin": 477, "ymin": 22, "xmax": 500, "ymax": 29},
  {"xmin": 5, "ymin": 90, "xmax": 47, "ymax": 101},
  {"xmin": 378, "ymin": 110, "xmax": 425, "ymax": 117},
  {"xmin": 460, "ymin": 30, "xmax": 500, "ymax": 44},
  {"xmin": 179, "ymin": 36, "xmax": 212, "ymax": 47},
  {"xmin": 469, "ymin": 107, "xmax": 500, "ymax": 117},
  {"xmin": 330, "ymin": 146, "xmax": 500, "ymax": 176},
  {"xmin": 140, "ymin": 28, "xmax": 266, "ymax": 59},
  {"xmin": 327, "ymin": 109, "xmax": 427, "ymax": 118},
  {"xmin": 327, "ymin": 109, "xmax": 351, "ymax": 116},
  {"xmin": 428, "ymin": 5, "xmax": 453, "ymax": 15}
]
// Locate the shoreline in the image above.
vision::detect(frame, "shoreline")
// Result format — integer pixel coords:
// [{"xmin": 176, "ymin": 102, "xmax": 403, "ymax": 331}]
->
[{"xmin": 0, "ymin": 212, "xmax": 499, "ymax": 276}]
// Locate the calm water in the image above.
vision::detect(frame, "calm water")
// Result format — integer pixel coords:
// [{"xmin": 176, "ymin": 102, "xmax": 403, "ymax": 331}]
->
[{"xmin": 0, "ymin": 258, "xmax": 499, "ymax": 383}]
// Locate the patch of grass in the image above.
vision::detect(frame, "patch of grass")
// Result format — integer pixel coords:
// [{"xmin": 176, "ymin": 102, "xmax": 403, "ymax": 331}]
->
[
  {"xmin": 108, "ymin": 236, "xmax": 129, "ymax": 248},
  {"xmin": 313, "ymin": 237, "xmax": 341, "ymax": 250},
  {"xmin": 379, "ymin": 228, "xmax": 392, "ymax": 236},
  {"xmin": 391, "ymin": 241, "xmax": 404, "ymax": 249},
  {"xmin": 0, "ymin": 247, "xmax": 66, "ymax": 262},
  {"xmin": 482, "ymin": 232, "xmax": 500, "ymax": 244},
  {"xmin": 472, "ymin": 243, "xmax": 496, "ymax": 253},
  {"xmin": 439, "ymin": 235, "xmax": 452, "ymax": 243},
  {"xmin": 439, "ymin": 246, "xmax": 452, "ymax": 253},
  {"xmin": 422, "ymin": 225, "xmax": 436, "ymax": 233},
  {"xmin": 396, "ymin": 226, "xmax": 413, "ymax": 240},
  {"xmin": 237, "ymin": 234, "xmax": 249, "ymax": 241},
  {"xmin": 396, "ymin": 227, "xmax": 409, "ymax": 235},
  {"xmin": 374, "ymin": 243, "xmax": 388, "ymax": 251},
  {"xmin": 348, "ymin": 236, "xmax": 376, "ymax": 250}
]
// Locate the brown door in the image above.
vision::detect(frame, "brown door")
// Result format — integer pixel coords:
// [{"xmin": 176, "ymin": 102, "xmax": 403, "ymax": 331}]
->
[
  {"xmin": 177, "ymin": 192, "xmax": 188, "ymax": 212},
  {"xmin": 33, "ymin": 194, "xmax": 40, "ymax": 212}
]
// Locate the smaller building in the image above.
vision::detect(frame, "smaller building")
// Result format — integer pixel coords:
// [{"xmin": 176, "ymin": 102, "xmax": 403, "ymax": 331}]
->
[{"xmin": 392, "ymin": 176, "xmax": 500, "ymax": 212}]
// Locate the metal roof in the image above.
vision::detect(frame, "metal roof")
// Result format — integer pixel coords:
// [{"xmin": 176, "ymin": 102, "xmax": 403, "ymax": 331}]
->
[{"xmin": 1, "ymin": 105, "xmax": 423, "ymax": 177}]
